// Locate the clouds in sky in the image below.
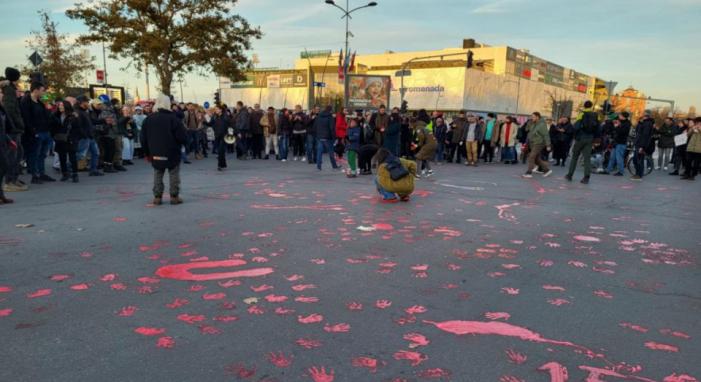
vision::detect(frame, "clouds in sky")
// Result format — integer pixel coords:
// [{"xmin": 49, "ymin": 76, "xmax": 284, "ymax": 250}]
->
[{"xmin": 0, "ymin": 0, "xmax": 698, "ymax": 109}]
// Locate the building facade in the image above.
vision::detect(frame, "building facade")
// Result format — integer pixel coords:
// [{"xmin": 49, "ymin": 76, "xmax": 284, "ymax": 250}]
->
[{"xmin": 220, "ymin": 39, "xmax": 611, "ymax": 118}]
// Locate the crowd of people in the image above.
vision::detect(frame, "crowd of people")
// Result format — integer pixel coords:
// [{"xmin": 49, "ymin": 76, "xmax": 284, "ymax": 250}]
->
[{"xmin": 2, "ymin": 65, "xmax": 700, "ymax": 205}]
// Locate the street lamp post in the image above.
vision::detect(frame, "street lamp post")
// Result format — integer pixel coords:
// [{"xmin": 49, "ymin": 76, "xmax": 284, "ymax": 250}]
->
[{"xmin": 325, "ymin": 0, "xmax": 378, "ymax": 108}]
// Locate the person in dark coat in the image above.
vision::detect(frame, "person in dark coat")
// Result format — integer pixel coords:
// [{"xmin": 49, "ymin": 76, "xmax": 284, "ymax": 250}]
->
[
  {"xmin": 205, "ymin": 104, "xmax": 233, "ymax": 171},
  {"xmin": 140, "ymin": 94, "xmax": 188, "ymax": 205},
  {"xmin": 234, "ymin": 101, "xmax": 250, "ymax": 159},
  {"xmin": 631, "ymin": 110, "xmax": 655, "ymax": 180},
  {"xmin": 383, "ymin": 107, "xmax": 401, "ymax": 156},
  {"xmin": 249, "ymin": 104, "xmax": 264, "ymax": 159},
  {"xmin": 0, "ymin": 95, "xmax": 14, "ymax": 204},
  {"xmin": 314, "ymin": 105, "xmax": 338, "ymax": 171},
  {"xmin": 358, "ymin": 143, "xmax": 379, "ymax": 175},
  {"xmin": 550, "ymin": 117, "xmax": 574, "ymax": 166},
  {"xmin": 603, "ymin": 112, "xmax": 631, "ymax": 176},
  {"xmin": 51, "ymin": 100, "xmax": 85, "ymax": 182}
]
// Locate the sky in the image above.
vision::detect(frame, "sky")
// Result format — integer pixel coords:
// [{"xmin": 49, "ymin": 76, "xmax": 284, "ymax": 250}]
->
[{"xmin": 0, "ymin": 0, "xmax": 699, "ymax": 110}]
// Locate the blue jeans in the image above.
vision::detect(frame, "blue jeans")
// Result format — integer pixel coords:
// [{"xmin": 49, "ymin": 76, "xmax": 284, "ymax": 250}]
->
[
  {"xmin": 501, "ymin": 146, "xmax": 516, "ymax": 162},
  {"xmin": 79, "ymin": 139, "xmax": 100, "ymax": 172},
  {"xmin": 633, "ymin": 149, "xmax": 646, "ymax": 177},
  {"xmin": 305, "ymin": 134, "xmax": 316, "ymax": 162},
  {"xmin": 607, "ymin": 144, "xmax": 626, "ymax": 174},
  {"xmin": 316, "ymin": 139, "xmax": 338, "ymax": 170},
  {"xmin": 278, "ymin": 135, "xmax": 289, "ymax": 160},
  {"xmin": 436, "ymin": 142, "xmax": 445, "ymax": 162},
  {"xmin": 31, "ymin": 132, "xmax": 53, "ymax": 176},
  {"xmin": 375, "ymin": 178, "xmax": 397, "ymax": 200}
]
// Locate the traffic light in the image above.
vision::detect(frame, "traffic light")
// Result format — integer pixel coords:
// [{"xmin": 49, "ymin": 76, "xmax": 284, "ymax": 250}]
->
[
  {"xmin": 214, "ymin": 91, "xmax": 220, "ymax": 105},
  {"xmin": 467, "ymin": 51, "xmax": 474, "ymax": 69}
]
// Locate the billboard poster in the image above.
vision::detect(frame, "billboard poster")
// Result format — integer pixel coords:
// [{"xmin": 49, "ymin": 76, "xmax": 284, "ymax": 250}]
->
[{"xmin": 346, "ymin": 74, "xmax": 391, "ymax": 109}]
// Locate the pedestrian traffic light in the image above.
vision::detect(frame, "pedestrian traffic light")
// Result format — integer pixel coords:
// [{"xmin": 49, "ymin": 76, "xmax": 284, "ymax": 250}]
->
[
  {"xmin": 467, "ymin": 51, "xmax": 474, "ymax": 69},
  {"xmin": 214, "ymin": 91, "xmax": 220, "ymax": 105}
]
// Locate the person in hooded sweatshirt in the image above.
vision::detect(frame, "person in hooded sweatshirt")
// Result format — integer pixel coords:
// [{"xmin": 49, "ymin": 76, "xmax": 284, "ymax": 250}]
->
[
  {"xmin": 141, "ymin": 93, "xmax": 188, "ymax": 205},
  {"xmin": 602, "ymin": 112, "xmax": 631, "ymax": 176},
  {"xmin": 314, "ymin": 105, "xmax": 339, "ymax": 171}
]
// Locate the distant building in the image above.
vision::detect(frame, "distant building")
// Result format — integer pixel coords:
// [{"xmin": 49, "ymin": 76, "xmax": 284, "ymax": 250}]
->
[
  {"xmin": 220, "ymin": 38, "xmax": 611, "ymax": 118},
  {"xmin": 611, "ymin": 87, "xmax": 647, "ymax": 122}
]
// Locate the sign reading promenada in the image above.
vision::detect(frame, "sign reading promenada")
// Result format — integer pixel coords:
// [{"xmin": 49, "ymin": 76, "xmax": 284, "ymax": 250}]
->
[{"xmin": 219, "ymin": 39, "xmax": 611, "ymax": 118}]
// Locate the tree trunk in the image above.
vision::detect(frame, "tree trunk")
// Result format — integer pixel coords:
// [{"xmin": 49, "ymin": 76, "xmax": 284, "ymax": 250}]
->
[{"xmin": 157, "ymin": 67, "xmax": 173, "ymax": 97}]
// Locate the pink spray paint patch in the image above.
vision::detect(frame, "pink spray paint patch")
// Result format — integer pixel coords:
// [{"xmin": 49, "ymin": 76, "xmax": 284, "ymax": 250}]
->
[
  {"xmin": 296, "ymin": 338, "xmax": 322, "ymax": 349},
  {"xmin": 298, "ymin": 314, "xmax": 324, "ymax": 324},
  {"xmin": 644, "ymin": 341, "xmax": 679, "ymax": 352},
  {"xmin": 0, "ymin": 286, "xmax": 12, "ymax": 293},
  {"xmin": 155, "ymin": 259, "xmax": 274, "ymax": 281},
  {"xmin": 50, "ymin": 274, "xmax": 72, "ymax": 282},
  {"xmin": 416, "ymin": 368, "xmax": 452, "ymax": 379},
  {"xmin": 393, "ymin": 350, "xmax": 428, "ymax": 366},
  {"xmin": 574, "ymin": 235, "xmax": 601, "ymax": 242},
  {"xmin": 202, "ymin": 292, "xmax": 226, "ymax": 300},
  {"xmin": 351, "ymin": 357, "xmax": 381, "ymax": 373},
  {"xmin": 619, "ymin": 322, "xmax": 649, "ymax": 333},
  {"xmin": 423, "ymin": 320, "xmax": 605, "ymax": 359},
  {"xmin": 538, "ymin": 362, "xmax": 569, "ymax": 382},
  {"xmin": 307, "ymin": 366, "xmax": 335, "ymax": 382},
  {"xmin": 177, "ymin": 314, "xmax": 206, "ymax": 324},
  {"xmin": 404, "ymin": 333, "xmax": 430, "ymax": 348},
  {"xmin": 134, "ymin": 327, "xmax": 166, "ymax": 336},
  {"xmin": 118, "ymin": 306, "xmax": 138, "ymax": 317},
  {"xmin": 659, "ymin": 328, "xmax": 691, "ymax": 340},
  {"xmin": 156, "ymin": 336, "xmax": 175, "ymax": 348},
  {"xmin": 485, "ymin": 312, "xmax": 511, "ymax": 321},
  {"xmin": 372, "ymin": 223, "xmax": 394, "ymax": 231},
  {"xmin": 27, "ymin": 289, "xmax": 52, "ymax": 298},
  {"xmin": 0, "ymin": 308, "xmax": 13, "ymax": 317},
  {"xmin": 323, "ymin": 323, "xmax": 351, "ymax": 333},
  {"xmin": 266, "ymin": 352, "xmax": 292, "ymax": 368},
  {"xmin": 663, "ymin": 374, "xmax": 698, "ymax": 382},
  {"xmin": 112, "ymin": 217, "xmax": 128, "ymax": 222},
  {"xmin": 542, "ymin": 285, "xmax": 566, "ymax": 292},
  {"xmin": 70, "ymin": 283, "xmax": 90, "ymax": 291},
  {"xmin": 505, "ymin": 349, "xmax": 527, "ymax": 364}
]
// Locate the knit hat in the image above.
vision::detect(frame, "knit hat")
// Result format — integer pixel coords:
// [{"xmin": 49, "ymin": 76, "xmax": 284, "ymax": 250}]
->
[
  {"xmin": 76, "ymin": 95, "xmax": 89, "ymax": 104},
  {"xmin": 4, "ymin": 67, "xmax": 20, "ymax": 82}
]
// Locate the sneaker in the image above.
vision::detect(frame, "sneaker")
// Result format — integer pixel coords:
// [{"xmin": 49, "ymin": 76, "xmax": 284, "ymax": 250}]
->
[
  {"xmin": 60, "ymin": 173, "xmax": 70, "ymax": 182},
  {"xmin": 564, "ymin": 175, "xmax": 572, "ymax": 182},
  {"xmin": 281, "ymin": 159, "xmax": 287, "ymax": 162},
  {"xmin": 400, "ymin": 195, "xmax": 411, "ymax": 202},
  {"xmin": 152, "ymin": 197, "xmax": 162, "ymax": 206},
  {"xmin": 543, "ymin": 170, "xmax": 553, "ymax": 177},
  {"xmin": 3, "ymin": 182, "xmax": 28, "ymax": 192},
  {"xmin": 103, "ymin": 166, "xmax": 117, "ymax": 173},
  {"xmin": 114, "ymin": 165, "xmax": 127, "ymax": 172},
  {"xmin": 663, "ymin": 166, "xmax": 668, "ymax": 171},
  {"xmin": 533, "ymin": 169, "xmax": 544, "ymax": 174},
  {"xmin": 170, "ymin": 196, "xmax": 183, "ymax": 205},
  {"xmin": 414, "ymin": 174, "xmax": 422, "ymax": 179},
  {"xmin": 630, "ymin": 175, "xmax": 642, "ymax": 181},
  {"xmin": 613, "ymin": 172, "xmax": 624, "ymax": 177},
  {"xmin": 580, "ymin": 177, "xmax": 590, "ymax": 184},
  {"xmin": 0, "ymin": 196, "xmax": 14, "ymax": 204},
  {"xmin": 89, "ymin": 171, "xmax": 104, "ymax": 177},
  {"xmin": 381, "ymin": 197, "xmax": 399, "ymax": 203},
  {"xmin": 600, "ymin": 171, "xmax": 610, "ymax": 175},
  {"xmin": 427, "ymin": 169, "xmax": 434, "ymax": 175},
  {"xmin": 522, "ymin": 173, "xmax": 533, "ymax": 178},
  {"xmin": 669, "ymin": 171, "xmax": 679, "ymax": 176},
  {"xmin": 40, "ymin": 174, "xmax": 56, "ymax": 182},
  {"xmin": 654, "ymin": 166, "xmax": 660, "ymax": 170}
]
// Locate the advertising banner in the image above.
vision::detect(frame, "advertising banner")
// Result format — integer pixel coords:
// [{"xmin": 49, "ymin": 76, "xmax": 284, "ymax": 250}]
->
[{"xmin": 346, "ymin": 74, "xmax": 391, "ymax": 110}]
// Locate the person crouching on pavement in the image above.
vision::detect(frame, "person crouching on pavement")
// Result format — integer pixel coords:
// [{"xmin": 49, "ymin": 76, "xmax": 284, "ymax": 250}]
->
[
  {"xmin": 372, "ymin": 147, "xmax": 417, "ymax": 203},
  {"xmin": 140, "ymin": 94, "xmax": 188, "ymax": 205}
]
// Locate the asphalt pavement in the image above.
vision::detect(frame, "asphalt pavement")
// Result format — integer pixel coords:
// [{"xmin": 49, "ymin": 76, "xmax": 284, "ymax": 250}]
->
[{"xmin": 1, "ymin": 155, "xmax": 699, "ymax": 382}]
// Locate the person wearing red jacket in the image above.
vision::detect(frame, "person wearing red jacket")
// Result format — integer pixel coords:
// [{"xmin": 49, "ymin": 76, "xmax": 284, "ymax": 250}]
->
[{"xmin": 335, "ymin": 107, "xmax": 349, "ymax": 159}]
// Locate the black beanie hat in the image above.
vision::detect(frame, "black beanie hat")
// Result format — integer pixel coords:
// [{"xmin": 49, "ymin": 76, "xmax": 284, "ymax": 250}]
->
[{"xmin": 5, "ymin": 67, "xmax": 20, "ymax": 82}]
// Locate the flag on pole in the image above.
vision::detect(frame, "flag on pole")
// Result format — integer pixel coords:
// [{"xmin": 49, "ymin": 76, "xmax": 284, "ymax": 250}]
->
[
  {"xmin": 337, "ymin": 49, "xmax": 344, "ymax": 80},
  {"xmin": 343, "ymin": 49, "xmax": 351, "ymax": 74},
  {"xmin": 349, "ymin": 51, "xmax": 356, "ymax": 73}
]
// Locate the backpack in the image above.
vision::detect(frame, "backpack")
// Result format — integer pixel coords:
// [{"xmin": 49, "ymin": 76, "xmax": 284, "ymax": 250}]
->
[
  {"xmin": 385, "ymin": 156, "xmax": 409, "ymax": 181},
  {"xmin": 579, "ymin": 111, "xmax": 598, "ymax": 135}
]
